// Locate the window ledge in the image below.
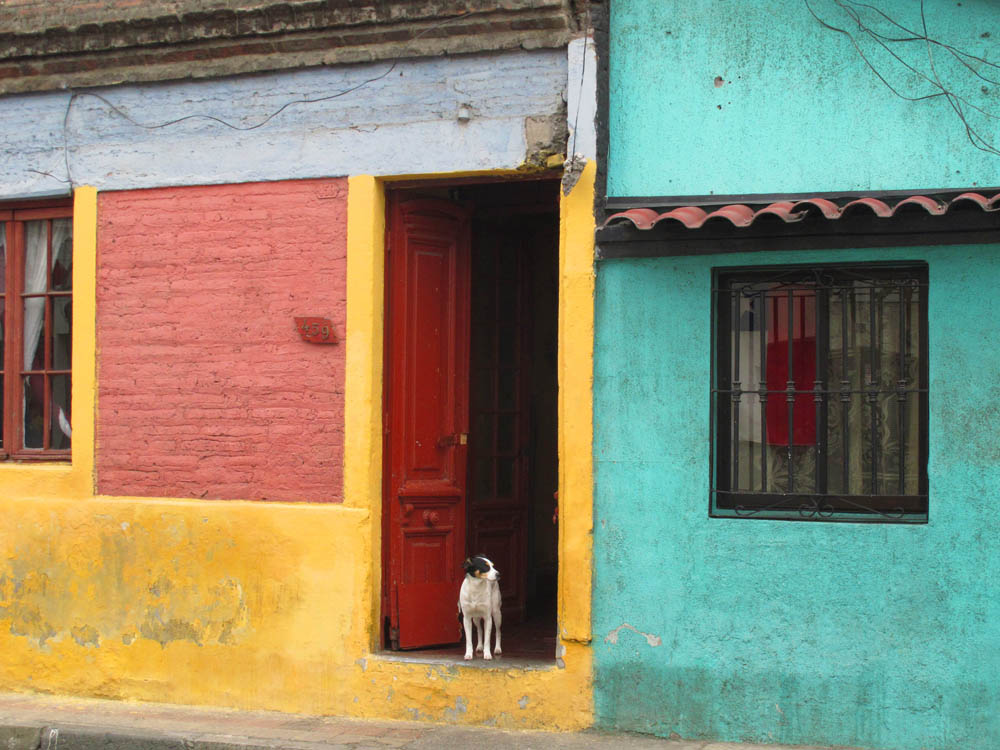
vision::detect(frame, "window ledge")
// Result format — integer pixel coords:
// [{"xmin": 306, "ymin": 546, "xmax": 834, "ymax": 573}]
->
[{"xmin": 0, "ymin": 460, "xmax": 72, "ymax": 471}]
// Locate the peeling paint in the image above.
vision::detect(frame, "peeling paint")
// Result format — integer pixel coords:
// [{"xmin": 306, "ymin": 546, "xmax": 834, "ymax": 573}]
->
[
  {"xmin": 148, "ymin": 576, "xmax": 172, "ymax": 597},
  {"xmin": 0, "ymin": 51, "xmax": 569, "ymax": 197},
  {"xmin": 561, "ymin": 156, "xmax": 588, "ymax": 195},
  {"xmin": 603, "ymin": 623, "xmax": 662, "ymax": 648},
  {"xmin": 518, "ymin": 695, "xmax": 530, "ymax": 709},
  {"xmin": 140, "ymin": 616, "xmax": 204, "ymax": 648},
  {"xmin": 425, "ymin": 664, "xmax": 459, "ymax": 682},
  {"xmin": 523, "ymin": 111, "xmax": 568, "ymax": 168},
  {"xmin": 444, "ymin": 696, "xmax": 468, "ymax": 721},
  {"xmin": 8, "ymin": 609, "xmax": 57, "ymax": 649},
  {"xmin": 0, "ymin": 495, "xmax": 322, "ymax": 708},
  {"xmin": 71, "ymin": 625, "xmax": 100, "ymax": 648}
]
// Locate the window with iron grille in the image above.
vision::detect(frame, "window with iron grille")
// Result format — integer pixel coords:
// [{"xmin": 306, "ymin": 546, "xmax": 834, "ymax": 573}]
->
[
  {"xmin": 711, "ymin": 264, "xmax": 928, "ymax": 522},
  {"xmin": 0, "ymin": 204, "xmax": 73, "ymax": 459}
]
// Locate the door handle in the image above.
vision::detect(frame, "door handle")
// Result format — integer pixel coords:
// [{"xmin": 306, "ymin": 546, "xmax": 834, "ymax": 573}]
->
[
  {"xmin": 422, "ymin": 510, "xmax": 440, "ymax": 526},
  {"xmin": 437, "ymin": 433, "xmax": 468, "ymax": 448}
]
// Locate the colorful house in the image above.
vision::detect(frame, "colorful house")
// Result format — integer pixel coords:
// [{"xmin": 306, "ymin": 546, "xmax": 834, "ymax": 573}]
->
[
  {"xmin": 8, "ymin": 2, "xmax": 998, "ymax": 746},
  {"xmin": 593, "ymin": 1, "xmax": 1000, "ymax": 749},
  {"xmin": 0, "ymin": 1, "xmax": 597, "ymax": 729}
]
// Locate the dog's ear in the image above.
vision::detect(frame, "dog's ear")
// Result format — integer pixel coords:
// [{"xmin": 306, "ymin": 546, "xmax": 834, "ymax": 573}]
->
[{"xmin": 462, "ymin": 557, "xmax": 474, "ymax": 574}]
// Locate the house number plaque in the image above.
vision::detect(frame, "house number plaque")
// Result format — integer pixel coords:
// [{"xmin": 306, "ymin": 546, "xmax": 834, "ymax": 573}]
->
[{"xmin": 295, "ymin": 317, "xmax": 338, "ymax": 344}]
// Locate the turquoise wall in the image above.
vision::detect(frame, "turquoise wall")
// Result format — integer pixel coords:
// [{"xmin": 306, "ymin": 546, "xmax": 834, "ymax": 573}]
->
[
  {"xmin": 609, "ymin": 0, "xmax": 1000, "ymax": 197},
  {"xmin": 592, "ymin": 244, "xmax": 1000, "ymax": 749}
]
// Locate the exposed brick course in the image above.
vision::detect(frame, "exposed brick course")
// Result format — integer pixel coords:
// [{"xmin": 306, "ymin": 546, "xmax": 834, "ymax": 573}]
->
[
  {"xmin": 1, "ymin": 0, "xmax": 584, "ymax": 95},
  {"xmin": 96, "ymin": 179, "xmax": 347, "ymax": 502}
]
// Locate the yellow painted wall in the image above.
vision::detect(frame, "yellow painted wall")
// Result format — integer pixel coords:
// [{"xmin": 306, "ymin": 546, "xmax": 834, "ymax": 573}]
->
[{"xmin": 0, "ymin": 167, "xmax": 596, "ymax": 729}]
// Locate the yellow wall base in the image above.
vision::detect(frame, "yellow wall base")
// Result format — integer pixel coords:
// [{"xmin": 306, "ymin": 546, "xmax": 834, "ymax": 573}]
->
[
  {"xmin": 352, "ymin": 644, "xmax": 592, "ymax": 729},
  {"xmin": 0, "ymin": 495, "xmax": 590, "ymax": 727}
]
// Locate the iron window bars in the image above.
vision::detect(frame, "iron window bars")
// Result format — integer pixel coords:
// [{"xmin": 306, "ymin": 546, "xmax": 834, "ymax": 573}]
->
[{"xmin": 711, "ymin": 264, "xmax": 928, "ymax": 522}]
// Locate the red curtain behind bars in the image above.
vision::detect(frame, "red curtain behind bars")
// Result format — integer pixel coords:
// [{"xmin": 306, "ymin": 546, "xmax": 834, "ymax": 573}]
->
[{"xmin": 764, "ymin": 292, "xmax": 817, "ymax": 446}]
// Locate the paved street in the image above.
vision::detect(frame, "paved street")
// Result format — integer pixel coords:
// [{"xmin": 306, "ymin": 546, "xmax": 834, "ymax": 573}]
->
[{"xmin": 0, "ymin": 692, "xmax": 846, "ymax": 750}]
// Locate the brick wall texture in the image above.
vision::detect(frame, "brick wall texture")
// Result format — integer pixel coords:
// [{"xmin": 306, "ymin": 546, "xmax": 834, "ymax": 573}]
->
[{"xmin": 96, "ymin": 179, "xmax": 347, "ymax": 502}]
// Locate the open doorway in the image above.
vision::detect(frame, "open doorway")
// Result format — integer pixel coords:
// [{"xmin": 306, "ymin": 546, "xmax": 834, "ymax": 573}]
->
[{"xmin": 382, "ymin": 177, "xmax": 560, "ymax": 662}]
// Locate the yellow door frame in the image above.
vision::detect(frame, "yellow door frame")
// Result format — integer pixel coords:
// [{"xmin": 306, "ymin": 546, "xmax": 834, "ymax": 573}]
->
[{"xmin": 343, "ymin": 164, "xmax": 596, "ymax": 729}]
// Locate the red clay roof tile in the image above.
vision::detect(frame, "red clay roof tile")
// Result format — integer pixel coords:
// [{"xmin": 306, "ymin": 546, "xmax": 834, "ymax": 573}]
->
[{"xmin": 605, "ymin": 192, "xmax": 1000, "ymax": 230}]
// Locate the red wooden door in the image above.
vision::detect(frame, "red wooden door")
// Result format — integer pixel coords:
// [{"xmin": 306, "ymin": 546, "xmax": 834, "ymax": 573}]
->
[{"xmin": 386, "ymin": 197, "xmax": 471, "ymax": 650}]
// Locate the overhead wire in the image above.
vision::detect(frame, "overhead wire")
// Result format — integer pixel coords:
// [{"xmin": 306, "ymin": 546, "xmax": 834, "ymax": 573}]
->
[
  {"xmin": 32, "ymin": 8, "xmax": 490, "ymax": 187},
  {"xmin": 569, "ymin": 6, "xmax": 592, "ymax": 163}
]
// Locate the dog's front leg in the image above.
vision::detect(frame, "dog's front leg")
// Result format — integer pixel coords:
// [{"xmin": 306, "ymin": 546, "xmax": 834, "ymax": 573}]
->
[
  {"xmin": 463, "ymin": 614, "xmax": 474, "ymax": 660},
  {"xmin": 475, "ymin": 617, "xmax": 484, "ymax": 653},
  {"xmin": 493, "ymin": 612, "xmax": 502, "ymax": 656},
  {"xmin": 482, "ymin": 612, "xmax": 493, "ymax": 660}
]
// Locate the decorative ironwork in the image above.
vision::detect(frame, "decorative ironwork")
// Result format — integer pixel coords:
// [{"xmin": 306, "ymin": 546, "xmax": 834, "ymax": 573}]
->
[
  {"xmin": 711, "ymin": 264, "xmax": 928, "ymax": 522},
  {"xmin": 726, "ymin": 491, "xmax": 915, "ymax": 521}
]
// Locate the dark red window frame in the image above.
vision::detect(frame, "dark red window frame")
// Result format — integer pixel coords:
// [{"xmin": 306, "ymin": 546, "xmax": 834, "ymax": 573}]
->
[{"xmin": 1, "ymin": 201, "xmax": 73, "ymax": 460}]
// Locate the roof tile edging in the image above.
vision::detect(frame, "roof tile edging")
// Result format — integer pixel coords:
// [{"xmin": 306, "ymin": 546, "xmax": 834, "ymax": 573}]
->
[{"xmin": 605, "ymin": 192, "xmax": 1000, "ymax": 231}]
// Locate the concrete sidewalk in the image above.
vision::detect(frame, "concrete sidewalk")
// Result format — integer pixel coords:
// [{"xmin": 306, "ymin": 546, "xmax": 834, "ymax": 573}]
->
[{"xmin": 0, "ymin": 692, "xmax": 849, "ymax": 750}]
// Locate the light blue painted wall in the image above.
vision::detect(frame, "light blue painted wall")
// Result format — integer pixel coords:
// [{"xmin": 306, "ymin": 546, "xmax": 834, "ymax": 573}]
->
[
  {"xmin": 609, "ymin": 0, "xmax": 1000, "ymax": 197},
  {"xmin": 592, "ymin": 244, "xmax": 1000, "ymax": 749},
  {"xmin": 0, "ymin": 49, "xmax": 566, "ymax": 199}
]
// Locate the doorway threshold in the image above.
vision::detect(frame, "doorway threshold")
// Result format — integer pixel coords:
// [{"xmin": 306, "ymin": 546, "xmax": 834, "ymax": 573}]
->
[
  {"xmin": 376, "ymin": 615, "xmax": 560, "ymax": 669},
  {"xmin": 373, "ymin": 650, "xmax": 560, "ymax": 671}
]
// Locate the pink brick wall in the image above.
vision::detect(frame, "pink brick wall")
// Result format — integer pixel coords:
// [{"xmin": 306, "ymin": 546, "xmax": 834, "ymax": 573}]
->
[{"xmin": 96, "ymin": 180, "xmax": 347, "ymax": 502}]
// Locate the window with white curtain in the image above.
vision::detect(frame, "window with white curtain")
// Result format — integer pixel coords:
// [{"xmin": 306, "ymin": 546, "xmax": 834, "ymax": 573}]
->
[{"xmin": 0, "ymin": 203, "xmax": 73, "ymax": 458}]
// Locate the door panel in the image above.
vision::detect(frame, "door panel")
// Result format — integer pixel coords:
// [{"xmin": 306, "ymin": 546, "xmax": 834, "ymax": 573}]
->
[
  {"xmin": 467, "ymin": 218, "xmax": 542, "ymax": 624},
  {"xmin": 470, "ymin": 509, "xmax": 523, "ymax": 613},
  {"xmin": 386, "ymin": 198, "xmax": 470, "ymax": 650}
]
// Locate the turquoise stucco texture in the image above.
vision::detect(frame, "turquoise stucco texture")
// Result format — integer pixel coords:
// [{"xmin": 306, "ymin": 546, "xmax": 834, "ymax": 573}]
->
[
  {"xmin": 609, "ymin": 0, "xmax": 1000, "ymax": 197},
  {"xmin": 592, "ymin": 246, "xmax": 1000, "ymax": 750}
]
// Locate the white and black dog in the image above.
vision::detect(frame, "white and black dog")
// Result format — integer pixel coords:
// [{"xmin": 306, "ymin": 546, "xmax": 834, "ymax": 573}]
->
[{"xmin": 458, "ymin": 554, "xmax": 502, "ymax": 660}]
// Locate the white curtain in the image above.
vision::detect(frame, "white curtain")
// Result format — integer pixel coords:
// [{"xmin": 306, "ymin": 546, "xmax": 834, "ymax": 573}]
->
[
  {"xmin": 22, "ymin": 222, "xmax": 46, "ymax": 369},
  {"xmin": 22, "ymin": 220, "xmax": 73, "ymax": 443}
]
